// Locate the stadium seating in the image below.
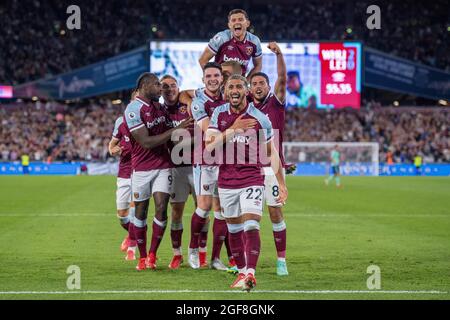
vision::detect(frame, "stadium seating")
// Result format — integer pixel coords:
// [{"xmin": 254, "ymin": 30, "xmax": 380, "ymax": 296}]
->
[
  {"xmin": 1, "ymin": 0, "xmax": 448, "ymax": 85},
  {"xmin": 1, "ymin": 100, "xmax": 448, "ymax": 163}
]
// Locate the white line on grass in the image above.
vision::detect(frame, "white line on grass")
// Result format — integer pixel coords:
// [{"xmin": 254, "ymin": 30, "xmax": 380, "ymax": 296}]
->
[
  {"xmin": 0, "ymin": 290, "xmax": 447, "ymax": 295},
  {"xmin": 0, "ymin": 213, "xmax": 448, "ymax": 218}
]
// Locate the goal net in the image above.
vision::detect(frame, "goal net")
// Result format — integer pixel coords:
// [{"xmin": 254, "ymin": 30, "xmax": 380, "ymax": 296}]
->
[{"xmin": 283, "ymin": 142, "xmax": 379, "ymax": 176}]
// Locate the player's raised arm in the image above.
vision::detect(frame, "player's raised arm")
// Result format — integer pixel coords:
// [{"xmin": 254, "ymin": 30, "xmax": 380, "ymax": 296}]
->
[
  {"xmin": 198, "ymin": 48, "xmax": 215, "ymax": 70},
  {"xmin": 246, "ymin": 56, "xmax": 262, "ymax": 81},
  {"xmin": 268, "ymin": 42, "xmax": 287, "ymax": 104}
]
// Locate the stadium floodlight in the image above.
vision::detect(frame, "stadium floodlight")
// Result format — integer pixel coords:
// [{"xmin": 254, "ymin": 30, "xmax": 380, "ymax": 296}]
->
[{"xmin": 283, "ymin": 142, "xmax": 379, "ymax": 176}]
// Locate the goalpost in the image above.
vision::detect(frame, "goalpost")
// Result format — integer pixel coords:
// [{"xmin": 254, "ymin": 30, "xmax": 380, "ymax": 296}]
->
[{"xmin": 283, "ymin": 142, "xmax": 380, "ymax": 176}]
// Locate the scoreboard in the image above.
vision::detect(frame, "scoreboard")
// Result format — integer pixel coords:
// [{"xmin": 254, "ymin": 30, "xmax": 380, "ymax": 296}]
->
[{"xmin": 149, "ymin": 41, "xmax": 362, "ymax": 109}]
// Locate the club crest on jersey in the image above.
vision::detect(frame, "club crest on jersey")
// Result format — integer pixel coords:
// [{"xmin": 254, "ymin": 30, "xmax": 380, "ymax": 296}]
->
[
  {"xmin": 179, "ymin": 105, "xmax": 187, "ymax": 114},
  {"xmin": 203, "ymin": 185, "xmax": 210, "ymax": 191},
  {"xmin": 246, "ymin": 46, "xmax": 253, "ymax": 55}
]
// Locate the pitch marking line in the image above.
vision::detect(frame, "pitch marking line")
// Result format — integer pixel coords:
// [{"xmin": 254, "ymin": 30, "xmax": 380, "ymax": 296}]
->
[
  {"xmin": 0, "ymin": 213, "xmax": 448, "ymax": 218},
  {"xmin": 0, "ymin": 290, "xmax": 447, "ymax": 295}
]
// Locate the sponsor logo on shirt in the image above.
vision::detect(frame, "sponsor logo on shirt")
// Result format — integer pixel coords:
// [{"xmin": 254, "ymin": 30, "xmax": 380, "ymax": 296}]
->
[
  {"xmin": 223, "ymin": 54, "xmax": 248, "ymax": 66},
  {"xmin": 146, "ymin": 116, "xmax": 166, "ymax": 129},
  {"xmin": 232, "ymin": 135, "xmax": 251, "ymax": 144}
]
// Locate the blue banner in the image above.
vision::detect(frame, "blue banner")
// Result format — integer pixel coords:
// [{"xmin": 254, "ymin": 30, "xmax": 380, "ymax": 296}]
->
[
  {"xmin": 0, "ymin": 162, "xmax": 82, "ymax": 175},
  {"xmin": 2, "ymin": 162, "xmax": 450, "ymax": 177},
  {"xmin": 364, "ymin": 47, "xmax": 450, "ymax": 100},
  {"xmin": 14, "ymin": 46, "xmax": 148, "ymax": 100},
  {"xmin": 293, "ymin": 163, "xmax": 450, "ymax": 176}
]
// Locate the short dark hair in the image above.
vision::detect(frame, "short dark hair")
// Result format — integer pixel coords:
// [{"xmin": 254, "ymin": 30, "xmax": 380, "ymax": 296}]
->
[
  {"xmin": 203, "ymin": 62, "xmax": 222, "ymax": 73},
  {"xmin": 136, "ymin": 72, "xmax": 158, "ymax": 90},
  {"xmin": 287, "ymin": 71, "xmax": 300, "ymax": 80},
  {"xmin": 160, "ymin": 74, "xmax": 178, "ymax": 83},
  {"xmin": 228, "ymin": 9, "xmax": 249, "ymax": 21},
  {"xmin": 250, "ymin": 72, "xmax": 270, "ymax": 85}
]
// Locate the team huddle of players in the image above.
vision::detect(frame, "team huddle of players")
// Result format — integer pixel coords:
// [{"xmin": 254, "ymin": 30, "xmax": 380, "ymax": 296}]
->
[{"xmin": 108, "ymin": 9, "xmax": 291, "ymax": 292}]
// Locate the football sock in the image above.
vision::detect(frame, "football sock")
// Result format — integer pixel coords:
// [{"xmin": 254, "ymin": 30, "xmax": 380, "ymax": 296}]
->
[
  {"xmin": 170, "ymin": 221, "xmax": 183, "ymax": 255},
  {"xmin": 149, "ymin": 217, "xmax": 167, "ymax": 255},
  {"xmin": 211, "ymin": 214, "xmax": 227, "ymax": 260},
  {"xmin": 244, "ymin": 220, "xmax": 261, "ymax": 275},
  {"xmin": 272, "ymin": 220, "xmax": 287, "ymax": 259}
]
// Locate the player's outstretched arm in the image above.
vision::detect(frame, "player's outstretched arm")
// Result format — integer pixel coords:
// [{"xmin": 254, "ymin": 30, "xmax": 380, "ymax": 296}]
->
[
  {"xmin": 199, "ymin": 48, "xmax": 215, "ymax": 70},
  {"xmin": 131, "ymin": 118, "xmax": 194, "ymax": 150},
  {"xmin": 108, "ymin": 137, "xmax": 122, "ymax": 156},
  {"xmin": 246, "ymin": 56, "xmax": 262, "ymax": 81},
  {"xmin": 267, "ymin": 141, "xmax": 288, "ymax": 204},
  {"xmin": 268, "ymin": 42, "xmax": 287, "ymax": 104}
]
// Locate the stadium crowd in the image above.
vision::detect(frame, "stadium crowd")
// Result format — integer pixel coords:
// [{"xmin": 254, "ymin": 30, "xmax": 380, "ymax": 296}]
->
[
  {"xmin": 1, "ymin": 100, "xmax": 448, "ymax": 164},
  {"xmin": 1, "ymin": 0, "xmax": 448, "ymax": 85}
]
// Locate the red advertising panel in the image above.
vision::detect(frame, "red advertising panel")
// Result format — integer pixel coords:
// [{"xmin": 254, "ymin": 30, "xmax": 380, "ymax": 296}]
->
[{"xmin": 319, "ymin": 43, "xmax": 361, "ymax": 109}]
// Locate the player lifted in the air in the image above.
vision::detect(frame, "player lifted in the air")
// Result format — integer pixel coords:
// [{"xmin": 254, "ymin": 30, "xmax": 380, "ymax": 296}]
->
[
  {"xmin": 198, "ymin": 9, "xmax": 262, "ymax": 79},
  {"xmin": 108, "ymin": 91, "xmax": 137, "ymax": 261},
  {"xmin": 189, "ymin": 62, "xmax": 229, "ymax": 271},
  {"xmin": 250, "ymin": 42, "xmax": 290, "ymax": 276},
  {"xmin": 206, "ymin": 74, "xmax": 288, "ymax": 291},
  {"xmin": 325, "ymin": 145, "xmax": 342, "ymax": 188},
  {"xmin": 123, "ymin": 73, "xmax": 193, "ymax": 271},
  {"xmin": 160, "ymin": 75, "xmax": 197, "ymax": 269}
]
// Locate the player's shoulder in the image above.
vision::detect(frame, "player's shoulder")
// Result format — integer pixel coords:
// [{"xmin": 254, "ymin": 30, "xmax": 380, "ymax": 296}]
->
[
  {"xmin": 209, "ymin": 30, "xmax": 232, "ymax": 51},
  {"xmin": 115, "ymin": 116, "xmax": 124, "ymax": 126},
  {"xmin": 125, "ymin": 99, "xmax": 144, "ymax": 115},
  {"xmin": 245, "ymin": 31, "xmax": 261, "ymax": 45},
  {"xmin": 213, "ymin": 29, "xmax": 232, "ymax": 42},
  {"xmin": 248, "ymin": 103, "xmax": 272, "ymax": 128},
  {"xmin": 268, "ymin": 92, "xmax": 286, "ymax": 108},
  {"xmin": 213, "ymin": 102, "xmax": 230, "ymax": 115}
]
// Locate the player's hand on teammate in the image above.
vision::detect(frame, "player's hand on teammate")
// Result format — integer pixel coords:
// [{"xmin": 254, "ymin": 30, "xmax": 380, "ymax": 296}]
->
[
  {"xmin": 230, "ymin": 114, "xmax": 257, "ymax": 133},
  {"xmin": 267, "ymin": 42, "xmax": 282, "ymax": 55},
  {"xmin": 175, "ymin": 117, "xmax": 194, "ymax": 130},
  {"xmin": 276, "ymin": 183, "xmax": 288, "ymax": 205}
]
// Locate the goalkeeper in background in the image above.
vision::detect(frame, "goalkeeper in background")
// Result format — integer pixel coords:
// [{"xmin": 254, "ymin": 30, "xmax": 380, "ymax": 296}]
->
[{"xmin": 325, "ymin": 145, "xmax": 342, "ymax": 188}]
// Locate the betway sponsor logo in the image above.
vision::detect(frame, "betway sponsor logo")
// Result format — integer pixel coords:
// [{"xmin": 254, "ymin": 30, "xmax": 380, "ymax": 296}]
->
[
  {"xmin": 223, "ymin": 54, "xmax": 248, "ymax": 66},
  {"xmin": 146, "ymin": 116, "xmax": 166, "ymax": 129},
  {"xmin": 232, "ymin": 135, "xmax": 251, "ymax": 144}
]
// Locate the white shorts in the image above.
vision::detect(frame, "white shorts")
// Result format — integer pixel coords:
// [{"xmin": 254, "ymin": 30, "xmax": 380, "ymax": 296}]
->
[
  {"xmin": 116, "ymin": 177, "xmax": 132, "ymax": 210},
  {"xmin": 218, "ymin": 186, "xmax": 265, "ymax": 219},
  {"xmin": 171, "ymin": 166, "xmax": 194, "ymax": 203},
  {"xmin": 132, "ymin": 168, "xmax": 172, "ymax": 202},
  {"xmin": 193, "ymin": 165, "xmax": 219, "ymax": 197},
  {"xmin": 263, "ymin": 167, "xmax": 286, "ymax": 207}
]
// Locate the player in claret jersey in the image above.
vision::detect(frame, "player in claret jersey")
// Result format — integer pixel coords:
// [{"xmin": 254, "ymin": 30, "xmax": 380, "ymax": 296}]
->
[
  {"xmin": 250, "ymin": 42, "xmax": 290, "ymax": 276},
  {"xmin": 206, "ymin": 75, "xmax": 288, "ymax": 291},
  {"xmin": 188, "ymin": 62, "xmax": 230, "ymax": 270},
  {"xmin": 199, "ymin": 9, "xmax": 263, "ymax": 79},
  {"xmin": 160, "ymin": 74, "xmax": 197, "ymax": 270},
  {"xmin": 108, "ymin": 94, "xmax": 137, "ymax": 261},
  {"xmin": 124, "ymin": 73, "xmax": 193, "ymax": 271}
]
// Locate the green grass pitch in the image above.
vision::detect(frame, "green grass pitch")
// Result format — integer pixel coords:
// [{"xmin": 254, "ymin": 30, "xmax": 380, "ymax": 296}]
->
[{"xmin": 0, "ymin": 175, "xmax": 449, "ymax": 300}]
